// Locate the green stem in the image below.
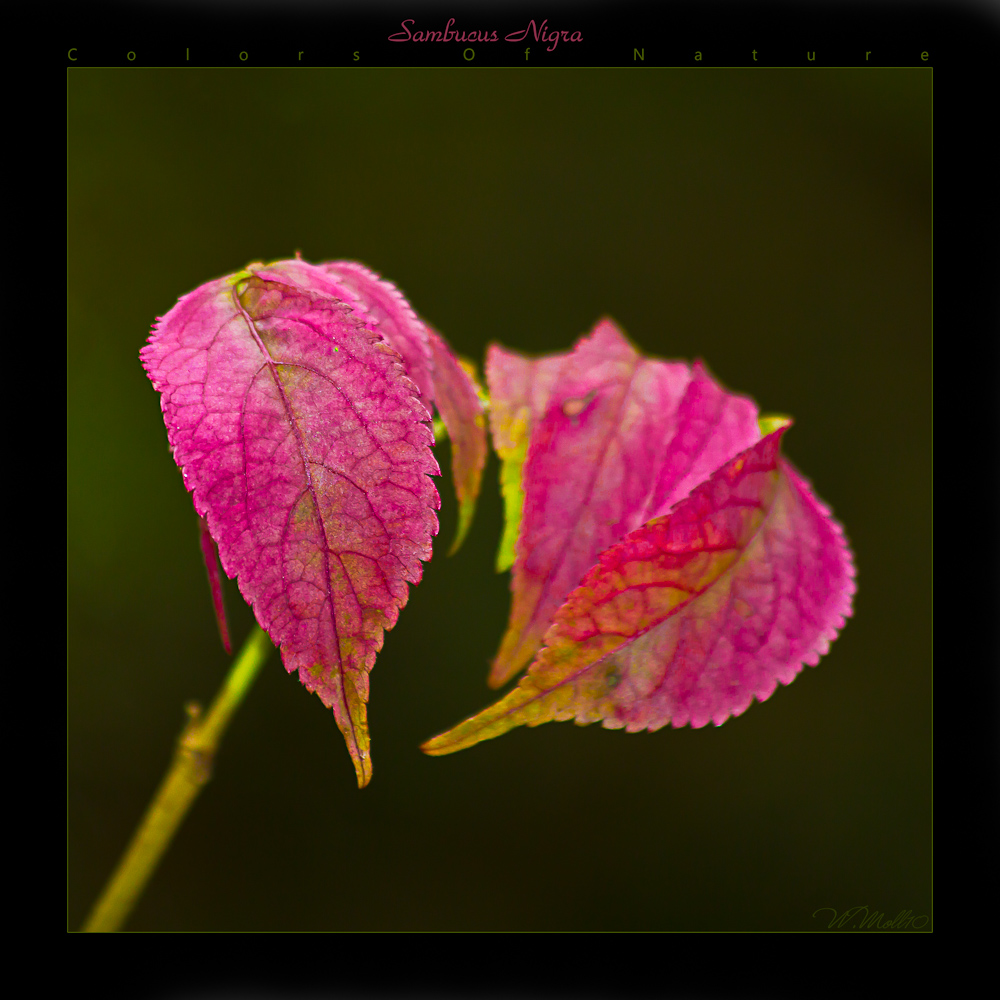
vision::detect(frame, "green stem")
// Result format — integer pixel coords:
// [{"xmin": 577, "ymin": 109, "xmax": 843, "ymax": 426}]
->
[{"xmin": 82, "ymin": 626, "xmax": 273, "ymax": 932}]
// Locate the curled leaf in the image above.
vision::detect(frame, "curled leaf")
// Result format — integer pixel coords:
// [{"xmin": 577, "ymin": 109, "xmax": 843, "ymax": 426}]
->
[
  {"xmin": 197, "ymin": 513, "xmax": 232, "ymax": 655},
  {"xmin": 485, "ymin": 319, "xmax": 761, "ymax": 689},
  {"xmin": 426, "ymin": 330, "xmax": 488, "ymax": 554},
  {"xmin": 422, "ymin": 425, "xmax": 856, "ymax": 755},
  {"xmin": 319, "ymin": 261, "xmax": 486, "ymax": 553},
  {"xmin": 142, "ymin": 258, "xmax": 443, "ymax": 787}
]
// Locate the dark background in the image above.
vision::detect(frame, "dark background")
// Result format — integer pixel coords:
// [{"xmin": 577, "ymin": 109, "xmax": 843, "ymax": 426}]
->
[{"xmin": 68, "ymin": 65, "xmax": 931, "ymax": 930}]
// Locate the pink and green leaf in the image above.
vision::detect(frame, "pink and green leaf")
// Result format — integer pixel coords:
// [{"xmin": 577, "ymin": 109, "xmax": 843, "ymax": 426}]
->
[
  {"xmin": 422, "ymin": 424, "xmax": 856, "ymax": 756},
  {"xmin": 141, "ymin": 258, "xmax": 441, "ymax": 787},
  {"xmin": 484, "ymin": 319, "xmax": 761, "ymax": 690},
  {"xmin": 319, "ymin": 261, "xmax": 486, "ymax": 553},
  {"xmin": 425, "ymin": 329, "xmax": 488, "ymax": 554},
  {"xmin": 493, "ymin": 403, "xmax": 530, "ymax": 573}
]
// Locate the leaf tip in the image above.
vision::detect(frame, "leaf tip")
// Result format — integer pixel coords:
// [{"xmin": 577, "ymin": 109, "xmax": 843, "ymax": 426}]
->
[
  {"xmin": 419, "ymin": 727, "xmax": 469, "ymax": 757},
  {"xmin": 486, "ymin": 659, "xmax": 517, "ymax": 690},
  {"xmin": 758, "ymin": 413, "xmax": 794, "ymax": 436},
  {"xmin": 494, "ymin": 550, "xmax": 514, "ymax": 574},
  {"xmin": 353, "ymin": 749, "xmax": 373, "ymax": 788},
  {"xmin": 446, "ymin": 496, "xmax": 476, "ymax": 555}
]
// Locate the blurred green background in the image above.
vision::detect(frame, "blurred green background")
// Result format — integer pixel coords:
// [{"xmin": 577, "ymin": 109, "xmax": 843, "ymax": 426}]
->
[{"xmin": 68, "ymin": 67, "xmax": 931, "ymax": 930}]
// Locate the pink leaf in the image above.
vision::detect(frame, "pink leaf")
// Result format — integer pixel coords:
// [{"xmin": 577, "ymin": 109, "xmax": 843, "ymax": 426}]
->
[
  {"xmin": 422, "ymin": 425, "xmax": 856, "ymax": 756},
  {"xmin": 318, "ymin": 260, "xmax": 436, "ymax": 402},
  {"xmin": 141, "ymin": 258, "xmax": 441, "ymax": 787},
  {"xmin": 485, "ymin": 318, "xmax": 760, "ymax": 688},
  {"xmin": 319, "ymin": 261, "xmax": 486, "ymax": 553},
  {"xmin": 197, "ymin": 514, "xmax": 232, "ymax": 655}
]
